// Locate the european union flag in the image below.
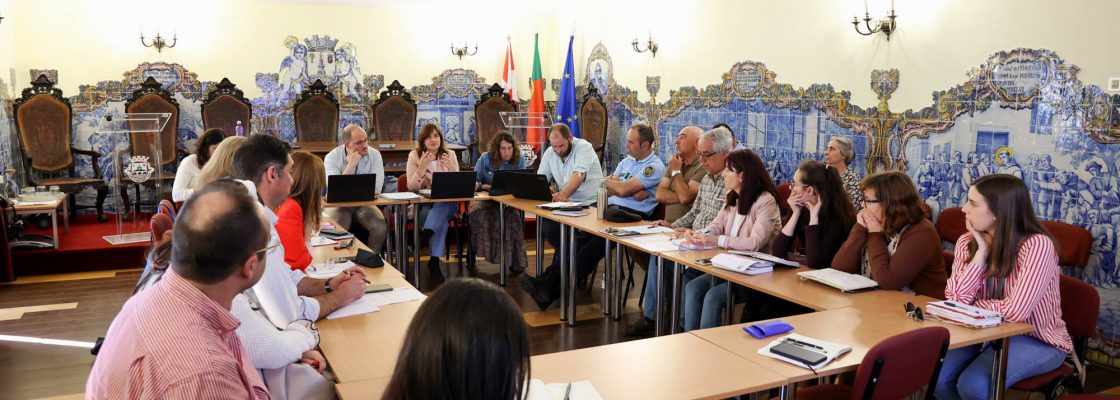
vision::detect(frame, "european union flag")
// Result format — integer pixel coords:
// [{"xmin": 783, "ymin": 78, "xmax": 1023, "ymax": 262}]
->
[{"xmin": 555, "ymin": 35, "xmax": 580, "ymax": 138}]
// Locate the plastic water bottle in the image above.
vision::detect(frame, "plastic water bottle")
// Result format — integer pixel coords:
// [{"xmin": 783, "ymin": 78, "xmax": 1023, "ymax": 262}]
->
[
  {"xmin": 596, "ymin": 178, "xmax": 608, "ymax": 219},
  {"xmin": 235, "ymin": 120, "xmax": 245, "ymax": 136}
]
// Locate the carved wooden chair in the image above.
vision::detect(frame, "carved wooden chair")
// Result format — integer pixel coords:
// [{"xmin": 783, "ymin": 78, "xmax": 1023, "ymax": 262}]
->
[
  {"xmin": 471, "ymin": 83, "xmax": 516, "ymax": 165},
  {"xmin": 13, "ymin": 74, "xmax": 110, "ymax": 221},
  {"xmin": 580, "ymin": 84, "xmax": 608, "ymax": 160},
  {"xmin": 123, "ymin": 76, "xmax": 182, "ymax": 212},
  {"xmin": 371, "ymin": 80, "xmax": 417, "ymax": 142},
  {"xmin": 294, "ymin": 79, "xmax": 340, "ymax": 143},
  {"xmin": 201, "ymin": 77, "xmax": 252, "ymax": 136}
]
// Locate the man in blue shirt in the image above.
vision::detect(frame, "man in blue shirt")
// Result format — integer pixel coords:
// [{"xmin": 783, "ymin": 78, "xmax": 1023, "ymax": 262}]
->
[
  {"xmin": 521, "ymin": 124, "xmax": 664, "ymax": 311},
  {"xmin": 323, "ymin": 125, "xmax": 388, "ymax": 252}
]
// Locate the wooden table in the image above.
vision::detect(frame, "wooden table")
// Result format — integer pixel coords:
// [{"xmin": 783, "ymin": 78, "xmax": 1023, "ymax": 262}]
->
[
  {"xmin": 336, "ymin": 377, "xmax": 391, "ymax": 400},
  {"xmin": 531, "ymin": 332, "xmax": 787, "ymax": 400},
  {"xmin": 296, "ymin": 141, "xmax": 469, "ymax": 175},
  {"xmin": 318, "ymin": 300, "xmax": 423, "ymax": 383},
  {"xmin": 14, "ymin": 194, "xmax": 68, "ymax": 249}
]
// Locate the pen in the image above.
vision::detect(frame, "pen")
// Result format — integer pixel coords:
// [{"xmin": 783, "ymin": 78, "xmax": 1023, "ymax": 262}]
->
[
  {"xmin": 563, "ymin": 382, "xmax": 572, "ymax": 400},
  {"xmin": 784, "ymin": 337, "xmax": 825, "ymax": 350}
]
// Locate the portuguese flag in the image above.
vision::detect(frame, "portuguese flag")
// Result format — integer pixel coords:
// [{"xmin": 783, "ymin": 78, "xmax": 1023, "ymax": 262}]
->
[{"xmin": 526, "ymin": 33, "xmax": 546, "ymax": 153}]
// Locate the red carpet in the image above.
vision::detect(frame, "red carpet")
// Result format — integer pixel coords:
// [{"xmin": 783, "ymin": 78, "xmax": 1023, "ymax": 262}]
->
[{"xmin": 12, "ymin": 214, "xmax": 151, "ymax": 276}]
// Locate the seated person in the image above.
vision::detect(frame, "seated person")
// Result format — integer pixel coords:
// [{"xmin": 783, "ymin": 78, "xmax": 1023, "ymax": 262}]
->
[
  {"xmin": 936, "ymin": 174, "xmax": 1071, "ymax": 400},
  {"xmin": 406, "ymin": 123, "xmax": 460, "ymax": 283},
  {"xmin": 469, "ymin": 131, "xmax": 528, "ymax": 273},
  {"xmin": 172, "ymin": 128, "xmax": 226, "ymax": 202},
  {"xmin": 629, "ymin": 127, "xmax": 732, "ymax": 336},
  {"xmin": 384, "ymin": 278, "xmax": 531, "ymax": 399},
  {"xmin": 232, "ymin": 134, "xmax": 367, "ymax": 328},
  {"xmin": 682, "ymin": 150, "xmax": 783, "ymax": 331},
  {"xmin": 772, "ymin": 160, "xmax": 857, "ymax": 269},
  {"xmin": 86, "ymin": 179, "xmax": 271, "ymax": 399},
  {"xmin": 831, "ymin": 171, "xmax": 947, "ymax": 299},
  {"xmin": 824, "ymin": 136, "xmax": 864, "ymax": 209},
  {"xmin": 655, "ymin": 126, "xmax": 705, "ymax": 223},
  {"xmin": 521, "ymin": 124, "xmax": 658, "ymax": 311},
  {"xmin": 276, "ymin": 151, "xmax": 326, "ymax": 271},
  {"xmin": 195, "ymin": 135, "xmax": 247, "ymax": 188},
  {"xmin": 323, "ymin": 124, "xmax": 388, "ymax": 252}
]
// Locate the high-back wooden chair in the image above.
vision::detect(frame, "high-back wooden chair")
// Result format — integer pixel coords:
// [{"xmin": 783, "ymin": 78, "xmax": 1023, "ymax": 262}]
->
[
  {"xmin": 201, "ymin": 78, "xmax": 251, "ymax": 137},
  {"xmin": 122, "ymin": 76, "xmax": 181, "ymax": 212},
  {"xmin": 471, "ymin": 83, "xmax": 517, "ymax": 165},
  {"xmin": 13, "ymin": 74, "xmax": 110, "ymax": 221},
  {"xmin": 580, "ymin": 84, "xmax": 608, "ymax": 160},
  {"xmin": 371, "ymin": 80, "xmax": 417, "ymax": 141},
  {"xmin": 294, "ymin": 79, "xmax": 340, "ymax": 143}
]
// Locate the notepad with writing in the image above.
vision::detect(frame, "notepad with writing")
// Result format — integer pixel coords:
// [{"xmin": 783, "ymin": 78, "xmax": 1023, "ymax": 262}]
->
[
  {"xmin": 711, "ymin": 253, "xmax": 773, "ymax": 275},
  {"xmin": 524, "ymin": 379, "xmax": 604, "ymax": 400},
  {"xmin": 797, "ymin": 268, "xmax": 879, "ymax": 292},
  {"xmin": 758, "ymin": 333, "xmax": 851, "ymax": 370}
]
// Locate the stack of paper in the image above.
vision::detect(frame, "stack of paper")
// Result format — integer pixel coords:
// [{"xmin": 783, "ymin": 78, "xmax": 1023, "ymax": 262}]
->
[
  {"xmin": 711, "ymin": 253, "xmax": 773, "ymax": 275},
  {"xmin": 926, "ymin": 301, "xmax": 1003, "ymax": 328},
  {"xmin": 553, "ymin": 210, "xmax": 589, "ymax": 217},
  {"xmin": 759, "ymin": 333, "xmax": 852, "ymax": 370},
  {"xmin": 630, "ymin": 235, "xmax": 681, "ymax": 252},
  {"xmin": 537, "ymin": 201, "xmax": 590, "ymax": 210},
  {"xmin": 728, "ymin": 250, "xmax": 800, "ymax": 267},
  {"xmin": 616, "ymin": 226, "xmax": 676, "ymax": 235},
  {"xmin": 797, "ymin": 268, "xmax": 879, "ymax": 292},
  {"xmin": 524, "ymin": 379, "xmax": 604, "ymax": 400},
  {"xmin": 325, "ymin": 287, "xmax": 428, "ymax": 320},
  {"xmin": 305, "ymin": 261, "xmax": 356, "ymax": 279},
  {"xmin": 309, "ymin": 236, "xmax": 336, "ymax": 247}
]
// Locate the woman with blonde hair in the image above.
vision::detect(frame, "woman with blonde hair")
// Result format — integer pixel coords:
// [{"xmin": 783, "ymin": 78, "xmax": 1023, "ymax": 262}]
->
[
  {"xmin": 469, "ymin": 132, "xmax": 528, "ymax": 273},
  {"xmin": 275, "ymin": 151, "xmax": 326, "ymax": 271},
  {"xmin": 195, "ymin": 135, "xmax": 247, "ymax": 187}
]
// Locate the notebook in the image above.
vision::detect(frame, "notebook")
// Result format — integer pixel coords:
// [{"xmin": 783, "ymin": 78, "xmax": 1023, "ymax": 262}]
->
[
  {"xmin": 926, "ymin": 301, "xmax": 1003, "ymax": 328},
  {"xmin": 759, "ymin": 333, "xmax": 852, "ymax": 370},
  {"xmin": 711, "ymin": 253, "xmax": 773, "ymax": 275},
  {"xmin": 728, "ymin": 250, "xmax": 800, "ymax": 267},
  {"xmin": 797, "ymin": 268, "xmax": 879, "ymax": 292}
]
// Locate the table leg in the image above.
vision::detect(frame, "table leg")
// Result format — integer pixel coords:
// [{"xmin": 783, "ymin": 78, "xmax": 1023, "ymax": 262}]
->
[
  {"xmin": 779, "ymin": 383, "xmax": 796, "ymax": 400},
  {"xmin": 397, "ymin": 205, "xmax": 407, "ymax": 272},
  {"xmin": 614, "ymin": 243, "xmax": 624, "ymax": 321},
  {"xmin": 559, "ymin": 222, "xmax": 568, "ymax": 322},
  {"xmin": 654, "ymin": 255, "xmax": 664, "ymax": 336},
  {"xmin": 725, "ymin": 278, "xmax": 734, "ymax": 325},
  {"xmin": 567, "ymin": 224, "xmax": 577, "ymax": 326},
  {"xmin": 602, "ymin": 239, "xmax": 611, "ymax": 315},
  {"xmin": 535, "ymin": 214, "xmax": 543, "ymax": 276},
  {"xmin": 671, "ymin": 261, "xmax": 683, "ymax": 334},
  {"xmin": 51, "ymin": 210, "xmax": 59, "ymax": 249},
  {"xmin": 413, "ymin": 204, "xmax": 421, "ymax": 291},
  {"xmin": 499, "ymin": 203, "xmax": 506, "ymax": 286},
  {"xmin": 62, "ymin": 198, "xmax": 69, "ymax": 234},
  {"xmin": 990, "ymin": 337, "xmax": 1009, "ymax": 399}
]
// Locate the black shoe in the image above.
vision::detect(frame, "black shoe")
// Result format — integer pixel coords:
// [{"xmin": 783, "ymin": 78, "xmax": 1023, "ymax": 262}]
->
[
  {"xmin": 520, "ymin": 275, "xmax": 553, "ymax": 311},
  {"xmin": 508, "ymin": 263, "xmax": 525, "ymax": 275},
  {"xmin": 428, "ymin": 257, "xmax": 445, "ymax": 283},
  {"xmin": 625, "ymin": 317, "xmax": 655, "ymax": 337},
  {"xmin": 97, "ymin": 213, "xmax": 108, "ymax": 223}
]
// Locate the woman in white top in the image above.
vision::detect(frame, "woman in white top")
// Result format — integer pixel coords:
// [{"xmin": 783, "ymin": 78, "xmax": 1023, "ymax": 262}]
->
[{"xmin": 172, "ymin": 128, "xmax": 227, "ymax": 202}]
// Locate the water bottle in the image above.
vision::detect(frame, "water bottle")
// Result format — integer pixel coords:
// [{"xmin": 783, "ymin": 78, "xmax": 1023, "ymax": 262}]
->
[
  {"xmin": 596, "ymin": 178, "xmax": 608, "ymax": 219},
  {"xmin": 3, "ymin": 169, "xmax": 17, "ymax": 199},
  {"xmin": 235, "ymin": 120, "xmax": 245, "ymax": 136}
]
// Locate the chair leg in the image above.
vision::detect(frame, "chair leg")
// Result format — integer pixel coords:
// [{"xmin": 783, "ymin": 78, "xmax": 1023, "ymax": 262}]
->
[{"xmin": 95, "ymin": 186, "xmax": 108, "ymax": 222}]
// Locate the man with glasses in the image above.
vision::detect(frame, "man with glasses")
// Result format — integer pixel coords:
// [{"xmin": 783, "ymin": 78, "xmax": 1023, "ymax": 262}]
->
[
  {"xmin": 628, "ymin": 127, "xmax": 734, "ymax": 336},
  {"xmin": 324, "ymin": 124, "xmax": 388, "ymax": 252},
  {"xmin": 88, "ymin": 179, "xmax": 272, "ymax": 399}
]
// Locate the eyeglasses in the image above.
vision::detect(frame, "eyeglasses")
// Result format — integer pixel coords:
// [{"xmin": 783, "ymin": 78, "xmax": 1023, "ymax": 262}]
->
[
  {"xmin": 904, "ymin": 302, "xmax": 924, "ymax": 321},
  {"xmin": 256, "ymin": 243, "xmax": 281, "ymax": 257},
  {"xmin": 864, "ymin": 198, "xmax": 882, "ymax": 204},
  {"xmin": 790, "ymin": 183, "xmax": 810, "ymax": 189},
  {"xmin": 698, "ymin": 151, "xmax": 717, "ymax": 159},
  {"xmin": 334, "ymin": 237, "xmax": 355, "ymax": 250}
]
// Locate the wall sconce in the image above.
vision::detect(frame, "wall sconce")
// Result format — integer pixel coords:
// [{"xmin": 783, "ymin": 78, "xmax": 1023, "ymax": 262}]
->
[
  {"xmin": 450, "ymin": 43, "xmax": 478, "ymax": 60},
  {"xmin": 632, "ymin": 34, "xmax": 658, "ymax": 57},
  {"xmin": 852, "ymin": 0, "xmax": 897, "ymax": 40},
  {"xmin": 141, "ymin": 32, "xmax": 177, "ymax": 53}
]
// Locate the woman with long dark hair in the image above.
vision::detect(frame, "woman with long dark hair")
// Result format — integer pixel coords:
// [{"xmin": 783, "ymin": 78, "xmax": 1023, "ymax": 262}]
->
[
  {"xmin": 935, "ymin": 174, "xmax": 1071, "ymax": 400},
  {"xmin": 383, "ymin": 278, "xmax": 531, "ymax": 400},
  {"xmin": 469, "ymin": 132, "xmax": 528, "ymax": 273},
  {"xmin": 772, "ymin": 160, "xmax": 857, "ymax": 269},
  {"xmin": 831, "ymin": 171, "xmax": 947, "ymax": 298},
  {"xmin": 173, "ymin": 128, "xmax": 227, "ymax": 201},
  {"xmin": 681, "ymin": 150, "xmax": 784, "ymax": 331},
  {"xmin": 406, "ymin": 123, "xmax": 460, "ymax": 282}
]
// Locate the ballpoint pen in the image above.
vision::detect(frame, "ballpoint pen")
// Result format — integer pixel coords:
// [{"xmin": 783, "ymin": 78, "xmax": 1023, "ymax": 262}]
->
[
  {"xmin": 563, "ymin": 382, "xmax": 572, "ymax": 400},
  {"xmin": 783, "ymin": 337, "xmax": 825, "ymax": 350}
]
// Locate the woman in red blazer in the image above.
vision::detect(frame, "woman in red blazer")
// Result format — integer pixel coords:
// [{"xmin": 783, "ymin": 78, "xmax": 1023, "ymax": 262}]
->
[{"xmin": 275, "ymin": 151, "xmax": 325, "ymax": 271}]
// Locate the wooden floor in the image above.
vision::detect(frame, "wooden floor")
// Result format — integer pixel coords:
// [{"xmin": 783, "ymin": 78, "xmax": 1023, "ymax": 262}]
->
[{"xmin": 2, "ymin": 242, "xmax": 1119, "ymax": 399}]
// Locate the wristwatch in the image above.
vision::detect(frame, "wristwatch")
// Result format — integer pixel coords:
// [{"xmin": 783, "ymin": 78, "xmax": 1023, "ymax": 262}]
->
[
  {"xmin": 324, "ymin": 280, "xmax": 333, "ymax": 293},
  {"xmin": 671, "ymin": 170, "xmax": 681, "ymax": 178}
]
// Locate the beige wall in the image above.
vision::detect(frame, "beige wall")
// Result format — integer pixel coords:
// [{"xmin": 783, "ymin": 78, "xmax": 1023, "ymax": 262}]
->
[{"xmin": 9, "ymin": 0, "xmax": 1120, "ymax": 111}]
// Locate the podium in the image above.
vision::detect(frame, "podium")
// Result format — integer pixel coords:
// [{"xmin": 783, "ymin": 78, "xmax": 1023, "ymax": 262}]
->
[{"xmin": 98, "ymin": 113, "xmax": 172, "ymax": 245}]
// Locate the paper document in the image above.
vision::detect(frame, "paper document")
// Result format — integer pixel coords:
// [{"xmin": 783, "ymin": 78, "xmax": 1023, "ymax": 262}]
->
[
  {"xmin": 305, "ymin": 261, "xmax": 356, "ymax": 279},
  {"xmin": 758, "ymin": 333, "xmax": 852, "ymax": 370},
  {"xmin": 13, "ymin": 199, "xmax": 59, "ymax": 206},
  {"xmin": 367, "ymin": 287, "xmax": 427, "ymax": 307},
  {"xmin": 728, "ymin": 250, "xmax": 800, "ymax": 267},
  {"xmin": 553, "ymin": 210, "xmax": 589, "ymax": 217},
  {"xmin": 381, "ymin": 192, "xmax": 421, "ymax": 200},
  {"xmin": 537, "ymin": 201, "xmax": 590, "ymax": 209},
  {"xmin": 309, "ymin": 236, "xmax": 336, "ymax": 247},
  {"xmin": 617, "ymin": 226, "xmax": 676, "ymax": 235},
  {"xmin": 711, "ymin": 253, "xmax": 773, "ymax": 275},
  {"xmin": 325, "ymin": 296, "xmax": 381, "ymax": 319},
  {"xmin": 524, "ymin": 379, "xmax": 604, "ymax": 400}
]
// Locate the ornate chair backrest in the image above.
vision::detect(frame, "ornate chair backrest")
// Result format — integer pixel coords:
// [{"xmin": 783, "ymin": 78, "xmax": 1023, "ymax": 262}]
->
[
  {"xmin": 201, "ymin": 78, "xmax": 252, "ymax": 137},
  {"xmin": 294, "ymin": 79, "xmax": 340, "ymax": 143},
  {"xmin": 125, "ymin": 77, "xmax": 180, "ymax": 167},
  {"xmin": 580, "ymin": 84, "xmax": 608, "ymax": 158},
  {"xmin": 474, "ymin": 83, "xmax": 516, "ymax": 154},
  {"xmin": 371, "ymin": 80, "xmax": 417, "ymax": 141},
  {"xmin": 13, "ymin": 75, "xmax": 73, "ymax": 173}
]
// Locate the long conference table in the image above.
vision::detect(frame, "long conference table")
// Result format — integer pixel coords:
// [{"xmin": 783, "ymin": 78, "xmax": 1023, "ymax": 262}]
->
[{"xmin": 314, "ymin": 193, "xmax": 1033, "ymax": 399}]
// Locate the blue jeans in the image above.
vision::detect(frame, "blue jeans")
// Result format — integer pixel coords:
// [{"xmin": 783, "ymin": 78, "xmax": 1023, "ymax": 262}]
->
[
  {"xmin": 935, "ymin": 335, "xmax": 1067, "ymax": 400},
  {"xmin": 642, "ymin": 260, "xmax": 702, "ymax": 320},
  {"xmin": 418, "ymin": 202, "xmax": 456, "ymax": 258},
  {"xmin": 683, "ymin": 274, "xmax": 730, "ymax": 331}
]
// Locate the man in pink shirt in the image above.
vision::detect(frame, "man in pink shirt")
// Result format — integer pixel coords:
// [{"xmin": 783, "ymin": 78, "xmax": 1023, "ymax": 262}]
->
[{"xmin": 87, "ymin": 179, "xmax": 272, "ymax": 399}]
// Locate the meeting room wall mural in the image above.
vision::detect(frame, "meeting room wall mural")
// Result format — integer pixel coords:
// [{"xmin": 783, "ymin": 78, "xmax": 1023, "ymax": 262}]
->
[{"xmin": 3, "ymin": 40, "xmax": 1120, "ymax": 365}]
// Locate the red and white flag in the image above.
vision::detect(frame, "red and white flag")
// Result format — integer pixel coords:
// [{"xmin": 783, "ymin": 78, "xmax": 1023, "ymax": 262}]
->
[{"xmin": 501, "ymin": 37, "xmax": 519, "ymax": 103}]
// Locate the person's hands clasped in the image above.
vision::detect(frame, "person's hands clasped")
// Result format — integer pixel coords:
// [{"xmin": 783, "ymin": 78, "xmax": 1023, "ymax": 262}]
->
[
  {"xmin": 633, "ymin": 190, "xmax": 649, "ymax": 201},
  {"xmin": 786, "ymin": 192, "xmax": 806, "ymax": 214},
  {"xmin": 860, "ymin": 208, "xmax": 884, "ymax": 233},
  {"xmin": 300, "ymin": 350, "xmax": 328, "ymax": 372},
  {"xmin": 329, "ymin": 272, "xmax": 365, "ymax": 303}
]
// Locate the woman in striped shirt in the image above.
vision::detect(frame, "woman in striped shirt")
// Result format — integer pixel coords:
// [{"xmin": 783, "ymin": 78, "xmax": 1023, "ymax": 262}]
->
[{"xmin": 935, "ymin": 174, "xmax": 1072, "ymax": 400}]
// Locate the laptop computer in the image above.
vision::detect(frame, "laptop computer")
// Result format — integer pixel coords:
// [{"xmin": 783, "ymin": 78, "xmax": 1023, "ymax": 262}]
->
[
  {"xmin": 509, "ymin": 173, "xmax": 554, "ymax": 201},
  {"xmin": 422, "ymin": 171, "xmax": 477, "ymax": 199},
  {"xmin": 488, "ymin": 168, "xmax": 535, "ymax": 196},
  {"xmin": 326, "ymin": 173, "xmax": 378, "ymax": 203}
]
